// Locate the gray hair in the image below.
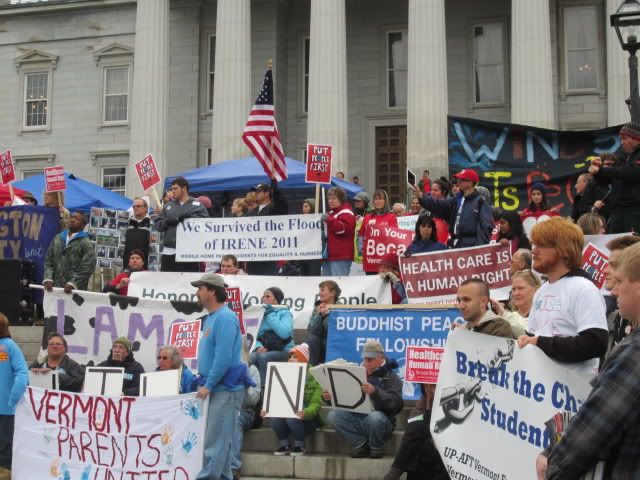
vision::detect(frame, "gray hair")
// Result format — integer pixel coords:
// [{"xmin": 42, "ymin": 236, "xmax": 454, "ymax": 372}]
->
[
  {"xmin": 158, "ymin": 345, "xmax": 183, "ymax": 369},
  {"xmin": 513, "ymin": 249, "xmax": 532, "ymax": 270},
  {"xmin": 392, "ymin": 202, "xmax": 406, "ymax": 212}
]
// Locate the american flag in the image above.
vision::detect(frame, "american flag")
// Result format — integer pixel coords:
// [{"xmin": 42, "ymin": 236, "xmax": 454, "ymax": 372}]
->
[{"xmin": 242, "ymin": 68, "xmax": 287, "ymax": 181}]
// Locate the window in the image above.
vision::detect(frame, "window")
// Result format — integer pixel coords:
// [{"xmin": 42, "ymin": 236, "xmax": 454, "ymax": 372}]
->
[
  {"xmin": 563, "ymin": 6, "xmax": 599, "ymax": 91},
  {"xmin": 387, "ymin": 31, "xmax": 408, "ymax": 108},
  {"xmin": 103, "ymin": 66, "xmax": 129, "ymax": 123},
  {"xmin": 206, "ymin": 147, "xmax": 212, "ymax": 165},
  {"xmin": 472, "ymin": 23, "xmax": 505, "ymax": 105},
  {"xmin": 208, "ymin": 35, "xmax": 216, "ymax": 111},
  {"xmin": 24, "ymin": 72, "xmax": 49, "ymax": 127},
  {"xmin": 21, "ymin": 169, "xmax": 43, "ymax": 179},
  {"xmin": 303, "ymin": 37, "xmax": 310, "ymax": 113},
  {"xmin": 101, "ymin": 166, "xmax": 126, "ymax": 194},
  {"xmin": 15, "ymin": 49, "xmax": 57, "ymax": 133}
]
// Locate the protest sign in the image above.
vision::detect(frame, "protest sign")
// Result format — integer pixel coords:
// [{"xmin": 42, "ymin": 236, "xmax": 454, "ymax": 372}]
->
[
  {"xmin": 581, "ymin": 242, "xmax": 608, "ymax": 290},
  {"xmin": 44, "ymin": 165, "xmax": 66, "ymax": 192},
  {"xmin": 226, "ymin": 286, "xmax": 245, "ymax": 334},
  {"xmin": 28, "ymin": 370, "xmax": 59, "ymax": 390},
  {"xmin": 168, "ymin": 319, "xmax": 201, "ymax": 360},
  {"xmin": 431, "ymin": 329, "xmax": 593, "ymax": 480},
  {"xmin": 363, "ymin": 223, "xmax": 413, "ymax": 271},
  {"xmin": 134, "ymin": 154, "xmax": 161, "ymax": 191},
  {"xmin": 13, "ymin": 388, "xmax": 206, "ymax": 480},
  {"xmin": 175, "ymin": 214, "xmax": 323, "ymax": 262},
  {"xmin": 83, "ymin": 367, "xmax": 124, "ymax": 396},
  {"xmin": 0, "ymin": 150, "xmax": 16, "ymax": 185},
  {"xmin": 140, "ymin": 369, "xmax": 181, "ymax": 396},
  {"xmin": 128, "ymin": 272, "xmax": 392, "ymax": 328},
  {"xmin": 400, "ymin": 243, "xmax": 512, "ymax": 304},
  {"xmin": 264, "ymin": 362, "xmax": 307, "ymax": 418},
  {"xmin": 397, "ymin": 214, "xmax": 418, "ymax": 232},
  {"xmin": 312, "ymin": 362, "xmax": 374, "ymax": 414},
  {"xmin": 305, "ymin": 144, "xmax": 333, "ymax": 184},
  {"xmin": 404, "ymin": 346, "xmax": 444, "ymax": 384}
]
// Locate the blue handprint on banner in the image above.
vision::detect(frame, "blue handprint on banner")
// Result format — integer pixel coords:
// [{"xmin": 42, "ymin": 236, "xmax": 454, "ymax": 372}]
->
[{"xmin": 181, "ymin": 432, "xmax": 198, "ymax": 454}]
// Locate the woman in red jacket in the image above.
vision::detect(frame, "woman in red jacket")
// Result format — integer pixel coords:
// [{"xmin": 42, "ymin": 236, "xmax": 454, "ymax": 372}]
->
[
  {"xmin": 322, "ymin": 187, "xmax": 356, "ymax": 276},
  {"xmin": 103, "ymin": 249, "xmax": 146, "ymax": 295},
  {"xmin": 358, "ymin": 189, "xmax": 398, "ymax": 274}
]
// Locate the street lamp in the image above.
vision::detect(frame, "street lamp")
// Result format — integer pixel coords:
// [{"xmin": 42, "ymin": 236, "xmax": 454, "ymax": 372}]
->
[{"xmin": 611, "ymin": 0, "xmax": 640, "ymax": 122}]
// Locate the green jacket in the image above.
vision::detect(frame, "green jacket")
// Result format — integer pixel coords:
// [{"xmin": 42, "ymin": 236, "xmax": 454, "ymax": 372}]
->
[
  {"xmin": 44, "ymin": 230, "xmax": 96, "ymax": 290},
  {"xmin": 302, "ymin": 370, "xmax": 323, "ymax": 421}
]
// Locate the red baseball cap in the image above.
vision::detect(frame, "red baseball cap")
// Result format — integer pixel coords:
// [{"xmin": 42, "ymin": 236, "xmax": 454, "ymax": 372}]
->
[{"xmin": 453, "ymin": 169, "xmax": 480, "ymax": 183}]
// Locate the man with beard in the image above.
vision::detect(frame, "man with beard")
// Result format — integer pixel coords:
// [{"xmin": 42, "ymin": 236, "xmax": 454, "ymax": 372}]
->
[
  {"xmin": 97, "ymin": 337, "xmax": 144, "ymax": 396},
  {"xmin": 517, "ymin": 217, "xmax": 608, "ymax": 373}
]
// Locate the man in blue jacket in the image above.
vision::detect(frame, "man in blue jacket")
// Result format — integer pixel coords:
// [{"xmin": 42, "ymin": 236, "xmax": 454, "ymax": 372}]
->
[
  {"xmin": 411, "ymin": 169, "xmax": 493, "ymax": 248},
  {"xmin": 193, "ymin": 273, "xmax": 244, "ymax": 480}
]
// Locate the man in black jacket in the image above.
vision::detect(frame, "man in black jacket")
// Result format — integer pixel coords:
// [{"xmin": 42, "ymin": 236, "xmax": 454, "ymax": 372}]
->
[
  {"xmin": 123, "ymin": 197, "xmax": 151, "ymax": 267},
  {"xmin": 97, "ymin": 337, "xmax": 145, "ymax": 396},
  {"xmin": 30, "ymin": 333, "xmax": 84, "ymax": 392}
]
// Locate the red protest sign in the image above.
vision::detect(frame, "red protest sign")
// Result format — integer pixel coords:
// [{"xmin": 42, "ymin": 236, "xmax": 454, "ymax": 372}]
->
[
  {"xmin": 581, "ymin": 242, "xmax": 609, "ymax": 290},
  {"xmin": 44, "ymin": 165, "xmax": 66, "ymax": 192},
  {"xmin": 134, "ymin": 154, "xmax": 161, "ymax": 192},
  {"xmin": 168, "ymin": 319, "xmax": 201, "ymax": 360},
  {"xmin": 226, "ymin": 287, "xmax": 246, "ymax": 334},
  {"xmin": 404, "ymin": 346, "xmax": 444, "ymax": 384},
  {"xmin": 0, "ymin": 150, "xmax": 16, "ymax": 185},
  {"xmin": 305, "ymin": 144, "xmax": 332, "ymax": 184},
  {"xmin": 363, "ymin": 224, "xmax": 413, "ymax": 272}
]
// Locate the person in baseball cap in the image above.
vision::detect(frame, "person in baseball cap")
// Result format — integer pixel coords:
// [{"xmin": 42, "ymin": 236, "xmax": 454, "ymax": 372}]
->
[
  {"xmin": 353, "ymin": 191, "xmax": 370, "ymax": 217},
  {"xmin": 191, "ymin": 272, "xmax": 227, "ymax": 289},
  {"xmin": 97, "ymin": 336, "xmax": 145, "ymax": 396},
  {"xmin": 453, "ymin": 168, "xmax": 480, "ymax": 183}
]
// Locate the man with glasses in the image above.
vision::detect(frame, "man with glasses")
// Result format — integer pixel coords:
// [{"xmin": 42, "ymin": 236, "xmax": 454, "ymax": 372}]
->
[
  {"xmin": 123, "ymin": 197, "xmax": 151, "ymax": 268},
  {"xmin": 30, "ymin": 333, "xmax": 84, "ymax": 392}
]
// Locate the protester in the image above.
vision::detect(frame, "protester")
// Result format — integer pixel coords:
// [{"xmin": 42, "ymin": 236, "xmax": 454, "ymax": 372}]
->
[
  {"xmin": 21, "ymin": 191, "xmax": 37, "ymax": 206},
  {"xmin": 244, "ymin": 191, "xmax": 258, "ymax": 212},
  {"xmin": 103, "ymin": 249, "xmax": 145, "ymax": 295},
  {"xmin": 490, "ymin": 270, "xmax": 541, "ymax": 337},
  {"xmin": 219, "ymin": 254, "xmax": 246, "ymax": 275},
  {"xmin": 154, "ymin": 345, "xmax": 197, "ymax": 394},
  {"xmin": 307, "ymin": 280, "xmax": 341, "ymax": 365},
  {"xmin": 0, "ymin": 313, "xmax": 28, "ymax": 480},
  {"xmin": 510, "ymin": 248, "xmax": 532, "ymax": 275},
  {"xmin": 404, "ymin": 214, "xmax": 447, "ymax": 256},
  {"xmin": 352, "ymin": 176, "xmax": 360, "ymax": 185},
  {"xmin": 412, "ymin": 169, "xmax": 493, "ymax": 248},
  {"xmin": 571, "ymin": 173, "xmax": 591, "ymax": 222},
  {"xmin": 450, "ymin": 178, "xmax": 460, "ymax": 196},
  {"xmin": 589, "ymin": 123, "xmax": 640, "ymax": 233},
  {"xmin": 231, "ymin": 198, "xmax": 248, "ymax": 217},
  {"xmin": 535, "ymin": 241, "xmax": 640, "ymax": 479},
  {"xmin": 358, "ymin": 189, "xmax": 397, "ymax": 274},
  {"xmin": 496, "ymin": 211, "xmax": 531, "ymax": 253},
  {"xmin": 96, "ymin": 337, "xmax": 144, "ymax": 396},
  {"xmin": 352, "ymin": 191, "xmax": 370, "ymax": 217},
  {"xmin": 336, "ymin": 171, "xmax": 345, "ymax": 180},
  {"xmin": 321, "ymin": 187, "xmax": 356, "ymax": 276},
  {"xmin": 456, "ymin": 279, "xmax": 515, "ymax": 338},
  {"xmin": 582, "ymin": 153, "xmax": 615, "ymax": 219},
  {"xmin": 196, "ymin": 195, "xmax": 214, "ymax": 216},
  {"xmin": 43, "ymin": 211, "xmax": 96, "ymax": 293},
  {"xmin": 302, "ymin": 198, "xmax": 316, "ymax": 214},
  {"xmin": 428, "ymin": 178, "xmax": 451, "ymax": 244},
  {"xmin": 156, "ymin": 177, "xmax": 208, "ymax": 272},
  {"xmin": 192, "ymin": 273, "xmax": 246, "ymax": 480},
  {"xmin": 30, "ymin": 333, "xmax": 84, "ymax": 392},
  {"xmin": 392, "ymin": 203, "xmax": 406, "ymax": 217},
  {"xmin": 250, "ymin": 287, "xmax": 294, "ymax": 386},
  {"xmin": 517, "ymin": 217, "xmax": 608, "ymax": 373},
  {"xmin": 576, "ymin": 212, "xmax": 607, "ymax": 235},
  {"xmin": 298, "ymin": 199, "xmax": 322, "ymax": 276},
  {"xmin": 162, "ymin": 189, "xmax": 173, "ymax": 206},
  {"xmin": 325, "ymin": 340, "xmax": 403, "ymax": 459},
  {"xmin": 44, "ymin": 191, "xmax": 70, "ymax": 231},
  {"xmin": 378, "ymin": 252, "xmax": 407, "ymax": 304},
  {"xmin": 418, "ymin": 170, "xmax": 431, "ymax": 194},
  {"xmin": 408, "ymin": 197, "xmax": 422, "ymax": 215},
  {"xmin": 263, "ymin": 343, "xmax": 322, "ymax": 456},
  {"xmin": 123, "ymin": 197, "xmax": 151, "ymax": 267}
]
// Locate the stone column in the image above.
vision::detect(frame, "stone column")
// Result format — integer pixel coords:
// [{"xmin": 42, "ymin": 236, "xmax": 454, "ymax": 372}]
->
[
  {"xmin": 607, "ymin": 0, "xmax": 631, "ymax": 126},
  {"xmin": 511, "ymin": 0, "xmax": 555, "ymax": 129},
  {"xmin": 128, "ymin": 0, "xmax": 169, "ymax": 199},
  {"xmin": 406, "ymin": 0, "xmax": 449, "ymax": 179},
  {"xmin": 210, "ymin": 0, "xmax": 251, "ymax": 164},
  {"xmin": 306, "ymin": 0, "xmax": 348, "ymax": 174}
]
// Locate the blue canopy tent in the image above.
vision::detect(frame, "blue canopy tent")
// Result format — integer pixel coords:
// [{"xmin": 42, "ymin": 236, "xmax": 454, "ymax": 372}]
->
[{"xmin": 13, "ymin": 172, "xmax": 133, "ymax": 213}]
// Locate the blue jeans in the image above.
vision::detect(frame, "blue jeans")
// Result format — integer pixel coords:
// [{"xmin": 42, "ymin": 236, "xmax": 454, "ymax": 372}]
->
[
  {"xmin": 322, "ymin": 259, "xmax": 352, "ymax": 276},
  {"xmin": 230, "ymin": 408, "xmax": 256, "ymax": 472},
  {"xmin": 249, "ymin": 350, "xmax": 290, "ymax": 386},
  {"xmin": 270, "ymin": 417, "xmax": 320, "ymax": 448},
  {"xmin": 326, "ymin": 410, "xmax": 394, "ymax": 450},
  {"xmin": 197, "ymin": 389, "xmax": 244, "ymax": 480}
]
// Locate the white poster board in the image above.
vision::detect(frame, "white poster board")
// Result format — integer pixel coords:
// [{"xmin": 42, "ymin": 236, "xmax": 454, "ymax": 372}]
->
[
  {"xmin": 28, "ymin": 370, "xmax": 59, "ymax": 390},
  {"xmin": 310, "ymin": 362, "xmax": 373, "ymax": 414},
  {"xmin": 83, "ymin": 367, "xmax": 124, "ymax": 396},
  {"xmin": 140, "ymin": 369, "xmax": 181, "ymax": 397},
  {"xmin": 263, "ymin": 362, "xmax": 307, "ymax": 419}
]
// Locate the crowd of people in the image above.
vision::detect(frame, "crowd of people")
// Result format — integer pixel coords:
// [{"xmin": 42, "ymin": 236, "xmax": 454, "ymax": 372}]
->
[{"xmin": 1, "ymin": 122, "xmax": 640, "ymax": 480}]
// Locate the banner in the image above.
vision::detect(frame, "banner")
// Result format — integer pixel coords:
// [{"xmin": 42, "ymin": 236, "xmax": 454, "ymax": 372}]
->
[
  {"xmin": 397, "ymin": 214, "xmax": 418, "ymax": 232},
  {"xmin": 13, "ymin": 388, "xmax": 206, "ymax": 480},
  {"xmin": 431, "ymin": 329, "xmax": 593, "ymax": 480},
  {"xmin": 44, "ymin": 165, "xmax": 66, "ymax": 192},
  {"xmin": 128, "ymin": 272, "xmax": 392, "ymax": 328},
  {"xmin": 363, "ymin": 223, "xmax": 413, "ymax": 271},
  {"xmin": 400, "ymin": 243, "xmax": 512, "ymax": 304},
  {"xmin": 448, "ymin": 116, "xmax": 621, "ymax": 216},
  {"xmin": 175, "ymin": 214, "xmax": 323, "ymax": 262},
  {"xmin": 305, "ymin": 144, "xmax": 333, "ymax": 184}
]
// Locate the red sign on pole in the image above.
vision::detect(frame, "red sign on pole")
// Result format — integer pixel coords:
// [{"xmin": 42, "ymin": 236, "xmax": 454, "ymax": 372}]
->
[
  {"xmin": 581, "ymin": 242, "xmax": 609, "ymax": 290},
  {"xmin": 134, "ymin": 154, "xmax": 161, "ymax": 192},
  {"xmin": 168, "ymin": 319, "xmax": 202, "ymax": 360},
  {"xmin": 305, "ymin": 144, "xmax": 333, "ymax": 184},
  {"xmin": 404, "ymin": 346, "xmax": 445, "ymax": 384},
  {"xmin": 0, "ymin": 150, "xmax": 16, "ymax": 185},
  {"xmin": 226, "ymin": 287, "xmax": 246, "ymax": 334},
  {"xmin": 44, "ymin": 165, "xmax": 66, "ymax": 192}
]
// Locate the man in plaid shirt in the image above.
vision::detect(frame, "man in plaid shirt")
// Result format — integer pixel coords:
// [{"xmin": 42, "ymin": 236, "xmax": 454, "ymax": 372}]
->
[{"xmin": 536, "ymin": 241, "xmax": 640, "ymax": 479}]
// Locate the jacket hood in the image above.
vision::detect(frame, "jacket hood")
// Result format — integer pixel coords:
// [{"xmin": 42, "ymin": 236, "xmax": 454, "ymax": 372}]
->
[{"xmin": 59, "ymin": 230, "xmax": 90, "ymax": 242}]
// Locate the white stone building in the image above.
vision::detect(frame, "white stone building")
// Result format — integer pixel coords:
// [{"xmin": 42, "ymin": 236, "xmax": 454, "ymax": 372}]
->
[{"xmin": 0, "ymin": 0, "xmax": 631, "ymax": 203}]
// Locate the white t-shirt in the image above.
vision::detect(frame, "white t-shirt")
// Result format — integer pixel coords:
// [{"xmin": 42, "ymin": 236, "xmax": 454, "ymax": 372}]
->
[{"xmin": 527, "ymin": 275, "xmax": 607, "ymax": 374}]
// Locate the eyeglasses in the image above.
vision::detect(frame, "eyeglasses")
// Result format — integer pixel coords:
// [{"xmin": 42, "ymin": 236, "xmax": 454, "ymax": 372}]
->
[
  {"xmin": 133, "ymin": 204, "xmax": 146, "ymax": 208},
  {"xmin": 157, "ymin": 356, "xmax": 170, "ymax": 360},
  {"xmin": 48, "ymin": 343, "xmax": 64, "ymax": 347}
]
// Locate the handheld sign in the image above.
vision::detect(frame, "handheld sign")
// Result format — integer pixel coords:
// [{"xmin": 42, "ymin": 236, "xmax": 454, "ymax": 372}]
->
[
  {"xmin": 140, "ymin": 369, "xmax": 181, "ymax": 396},
  {"xmin": 0, "ymin": 150, "xmax": 16, "ymax": 185},
  {"xmin": 134, "ymin": 154, "xmax": 162, "ymax": 192},
  {"xmin": 264, "ymin": 362, "xmax": 307, "ymax": 418},
  {"xmin": 404, "ymin": 346, "xmax": 444, "ymax": 384},
  {"xmin": 305, "ymin": 144, "xmax": 333, "ymax": 184},
  {"xmin": 225, "ymin": 287, "xmax": 246, "ymax": 334},
  {"xmin": 581, "ymin": 242, "xmax": 609, "ymax": 290},
  {"xmin": 407, "ymin": 168, "xmax": 417, "ymax": 189},
  {"xmin": 44, "ymin": 165, "xmax": 66, "ymax": 192},
  {"xmin": 28, "ymin": 370, "xmax": 59, "ymax": 390},
  {"xmin": 83, "ymin": 366, "xmax": 124, "ymax": 396},
  {"xmin": 168, "ymin": 319, "xmax": 201, "ymax": 360}
]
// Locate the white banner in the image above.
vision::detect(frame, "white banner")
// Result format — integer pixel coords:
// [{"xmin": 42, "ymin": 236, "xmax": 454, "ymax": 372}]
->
[
  {"xmin": 13, "ymin": 388, "xmax": 206, "ymax": 480},
  {"xmin": 431, "ymin": 329, "xmax": 593, "ymax": 480},
  {"xmin": 397, "ymin": 214, "xmax": 418, "ymax": 232},
  {"xmin": 175, "ymin": 214, "xmax": 323, "ymax": 261},
  {"xmin": 127, "ymin": 272, "xmax": 392, "ymax": 328}
]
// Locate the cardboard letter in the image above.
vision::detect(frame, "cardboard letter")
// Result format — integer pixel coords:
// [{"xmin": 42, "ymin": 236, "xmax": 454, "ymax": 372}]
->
[{"xmin": 264, "ymin": 362, "xmax": 306, "ymax": 418}]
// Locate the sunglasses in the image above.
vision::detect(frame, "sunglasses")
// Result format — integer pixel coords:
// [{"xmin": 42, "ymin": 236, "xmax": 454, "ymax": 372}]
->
[{"xmin": 157, "ymin": 355, "xmax": 170, "ymax": 360}]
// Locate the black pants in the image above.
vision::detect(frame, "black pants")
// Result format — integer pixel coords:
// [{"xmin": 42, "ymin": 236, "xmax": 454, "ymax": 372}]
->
[
  {"xmin": 307, "ymin": 334, "xmax": 326, "ymax": 366},
  {"xmin": 0, "ymin": 415, "xmax": 14, "ymax": 469},
  {"xmin": 160, "ymin": 254, "xmax": 201, "ymax": 273}
]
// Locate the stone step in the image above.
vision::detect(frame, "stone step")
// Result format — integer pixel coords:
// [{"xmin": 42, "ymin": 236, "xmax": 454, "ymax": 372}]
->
[
  {"xmin": 240, "ymin": 452, "xmax": 406, "ymax": 480},
  {"xmin": 318, "ymin": 405, "xmax": 416, "ymax": 429}
]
